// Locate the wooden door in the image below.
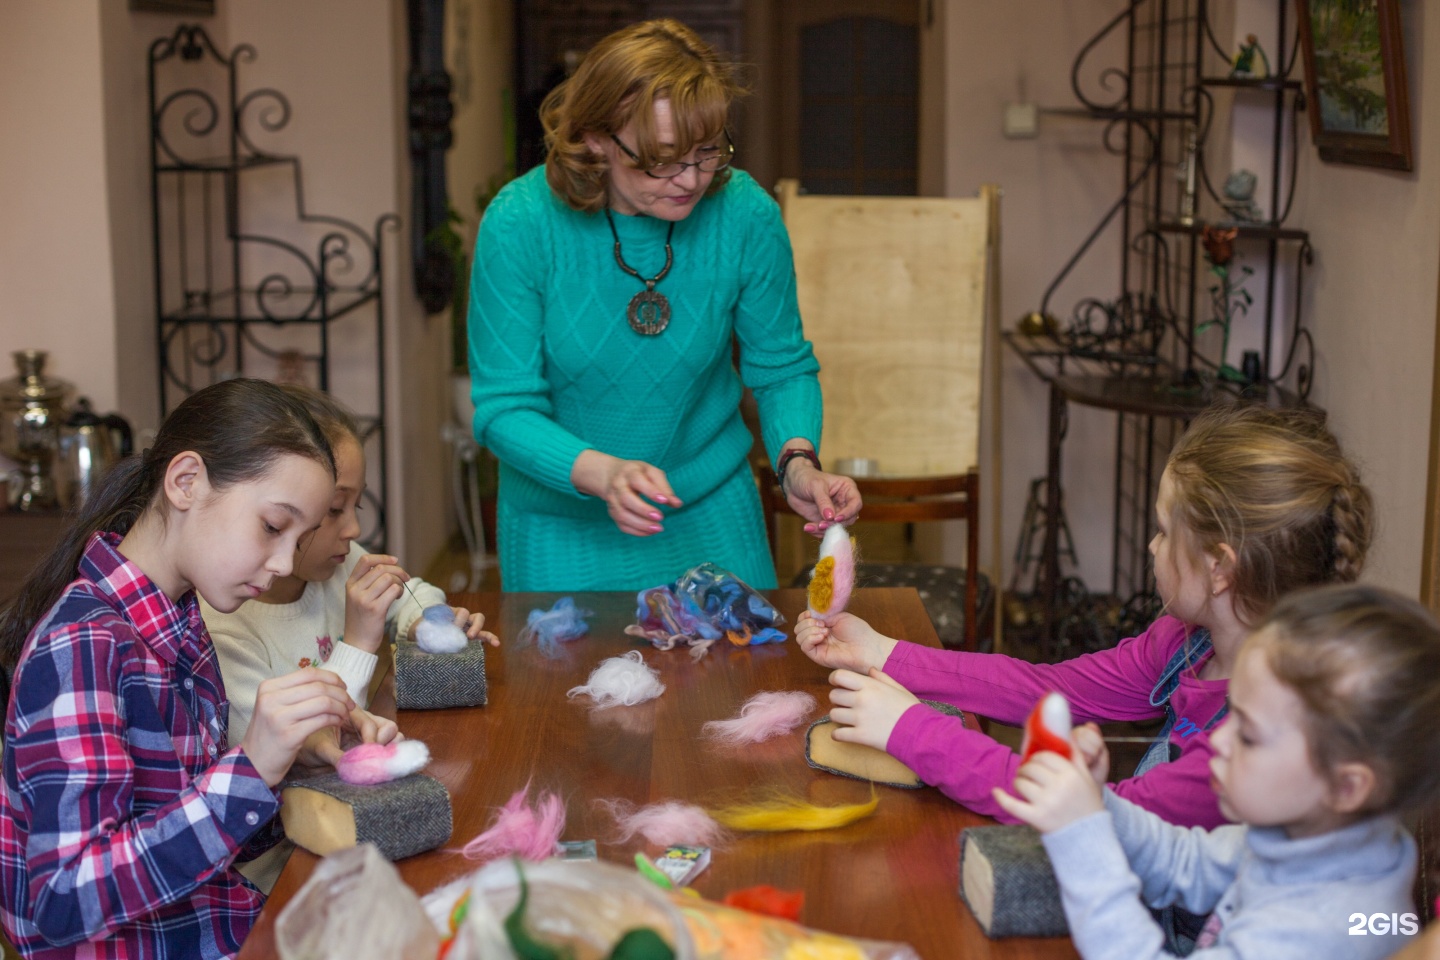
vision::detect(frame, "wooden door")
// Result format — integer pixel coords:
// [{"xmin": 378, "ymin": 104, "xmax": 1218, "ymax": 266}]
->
[{"xmin": 774, "ymin": 0, "xmax": 920, "ymax": 195}]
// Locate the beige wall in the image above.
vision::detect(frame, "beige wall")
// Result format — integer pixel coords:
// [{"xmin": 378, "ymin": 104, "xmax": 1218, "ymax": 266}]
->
[
  {"xmin": 0, "ymin": 0, "xmax": 452, "ymax": 570},
  {"xmin": 939, "ymin": 0, "xmax": 1439, "ymax": 599},
  {"xmin": 1286, "ymin": 0, "xmax": 1439, "ymax": 593},
  {"xmin": 0, "ymin": 1, "xmax": 120, "ymax": 412},
  {"xmin": 940, "ymin": 0, "xmax": 1127, "ymax": 590}
]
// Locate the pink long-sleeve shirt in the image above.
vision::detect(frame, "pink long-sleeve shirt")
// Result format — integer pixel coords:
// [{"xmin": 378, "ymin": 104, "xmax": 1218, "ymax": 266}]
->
[{"xmin": 883, "ymin": 616, "xmax": 1230, "ymax": 829}]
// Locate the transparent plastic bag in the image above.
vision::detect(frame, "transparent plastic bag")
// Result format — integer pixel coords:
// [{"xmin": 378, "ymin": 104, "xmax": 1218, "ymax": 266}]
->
[
  {"xmin": 275, "ymin": 844, "xmax": 439, "ymax": 960},
  {"xmin": 421, "ymin": 858, "xmax": 920, "ymax": 960},
  {"xmin": 675, "ymin": 895, "xmax": 921, "ymax": 960},
  {"xmin": 423, "ymin": 858, "xmax": 695, "ymax": 960},
  {"xmin": 629, "ymin": 562, "xmax": 786, "ymax": 655}
]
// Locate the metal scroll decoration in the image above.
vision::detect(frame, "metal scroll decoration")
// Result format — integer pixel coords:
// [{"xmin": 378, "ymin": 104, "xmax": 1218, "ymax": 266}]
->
[{"xmin": 407, "ymin": 0, "xmax": 456, "ymax": 315}]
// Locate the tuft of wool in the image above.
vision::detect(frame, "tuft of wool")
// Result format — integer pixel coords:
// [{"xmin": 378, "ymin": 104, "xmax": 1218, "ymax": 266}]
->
[
  {"xmin": 723, "ymin": 885, "xmax": 805, "ymax": 922},
  {"xmin": 461, "ymin": 784, "xmax": 567, "ymax": 863},
  {"xmin": 702, "ymin": 691, "xmax": 817, "ymax": 745},
  {"xmin": 566, "ymin": 651, "xmax": 665, "ymax": 709},
  {"xmin": 597, "ymin": 799, "xmax": 727, "ymax": 848},
  {"xmin": 807, "ymin": 526, "xmax": 857, "ymax": 621},
  {"xmin": 335, "ymin": 739, "xmax": 431, "ymax": 785},
  {"xmin": 415, "ymin": 604, "xmax": 469, "ymax": 654},
  {"xmin": 517, "ymin": 597, "xmax": 591, "ymax": 658},
  {"xmin": 708, "ymin": 790, "xmax": 878, "ymax": 833}
]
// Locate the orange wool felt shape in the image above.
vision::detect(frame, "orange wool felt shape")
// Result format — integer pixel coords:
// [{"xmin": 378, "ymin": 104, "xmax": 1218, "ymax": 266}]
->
[{"xmin": 1019, "ymin": 692, "xmax": 1073, "ymax": 763}]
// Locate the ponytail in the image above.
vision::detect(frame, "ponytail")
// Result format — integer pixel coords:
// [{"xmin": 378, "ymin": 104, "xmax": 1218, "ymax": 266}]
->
[{"xmin": 0, "ymin": 379, "xmax": 334, "ymax": 704}]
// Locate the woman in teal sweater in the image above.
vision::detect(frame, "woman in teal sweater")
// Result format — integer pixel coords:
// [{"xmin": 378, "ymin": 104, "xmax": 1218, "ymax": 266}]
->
[{"xmin": 468, "ymin": 19, "xmax": 861, "ymax": 591}]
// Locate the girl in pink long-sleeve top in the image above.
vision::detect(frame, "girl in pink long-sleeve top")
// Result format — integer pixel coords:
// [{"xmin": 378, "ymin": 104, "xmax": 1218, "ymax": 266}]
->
[{"xmin": 796, "ymin": 403, "xmax": 1373, "ymax": 832}]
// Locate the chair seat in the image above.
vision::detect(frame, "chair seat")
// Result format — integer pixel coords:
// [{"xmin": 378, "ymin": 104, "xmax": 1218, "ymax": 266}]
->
[{"xmin": 791, "ymin": 562, "xmax": 993, "ymax": 652}]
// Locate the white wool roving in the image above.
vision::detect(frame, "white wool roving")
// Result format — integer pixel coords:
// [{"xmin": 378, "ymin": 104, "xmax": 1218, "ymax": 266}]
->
[{"xmin": 567, "ymin": 651, "xmax": 665, "ymax": 709}]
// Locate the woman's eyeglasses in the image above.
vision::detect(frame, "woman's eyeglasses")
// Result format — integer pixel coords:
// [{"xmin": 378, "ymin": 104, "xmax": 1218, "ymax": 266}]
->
[{"xmin": 610, "ymin": 130, "xmax": 735, "ymax": 179}]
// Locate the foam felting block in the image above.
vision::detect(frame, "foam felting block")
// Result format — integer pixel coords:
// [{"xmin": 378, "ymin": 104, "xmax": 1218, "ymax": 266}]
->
[
  {"xmin": 958, "ymin": 824, "xmax": 1068, "ymax": 938},
  {"xmin": 281, "ymin": 772, "xmax": 452, "ymax": 862},
  {"xmin": 393, "ymin": 638, "xmax": 488, "ymax": 710},
  {"xmin": 804, "ymin": 699, "xmax": 965, "ymax": 788}
]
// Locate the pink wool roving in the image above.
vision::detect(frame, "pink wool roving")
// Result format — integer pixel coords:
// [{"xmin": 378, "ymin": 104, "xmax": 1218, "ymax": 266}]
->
[
  {"xmin": 335, "ymin": 740, "xmax": 431, "ymax": 785},
  {"xmin": 702, "ymin": 690, "xmax": 818, "ymax": 745},
  {"xmin": 461, "ymin": 785, "xmax": 567, "ymax": 863},
  {"xmin": 598, "ymin": 799, "xmax": 726, "ymax": 848}
]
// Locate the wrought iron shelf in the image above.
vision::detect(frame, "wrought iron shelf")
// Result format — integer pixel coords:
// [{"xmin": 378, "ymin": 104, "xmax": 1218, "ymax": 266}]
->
[
  {"xmin": 148, "ymin": 23, "xmax": 395, "ymax": 548},
  {"xmin": 159, "ymin": 288, "xmax": 380, "ymax": 326},
  {"xmin": 1199, "ymin": 76, "xmax": 1304, "ymax": 92},
  {"xmin": 153, "ymin": 155, "xmax": 293, "ymax": 173},
  {"xmin": 1153, "ymin": 219, "xmax": 1309, "ymax": 242}
]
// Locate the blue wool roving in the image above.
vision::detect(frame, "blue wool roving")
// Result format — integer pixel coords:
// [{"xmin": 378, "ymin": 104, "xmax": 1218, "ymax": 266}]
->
[
  {"xmin": 414, "ymin": 604, "xmax": 469, "ymax": 654},
  {"xmin": 518, "ymin": 596, "xmax": 591, "ymax": 658}
]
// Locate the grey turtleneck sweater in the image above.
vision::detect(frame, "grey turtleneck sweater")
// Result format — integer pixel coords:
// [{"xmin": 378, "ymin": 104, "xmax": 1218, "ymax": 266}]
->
[{"xmin": 1042, "ymin": 790, "xmax": 1418, "ymax": 959}]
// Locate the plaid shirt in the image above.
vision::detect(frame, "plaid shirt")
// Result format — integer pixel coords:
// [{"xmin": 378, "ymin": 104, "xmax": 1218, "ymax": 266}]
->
[{"xmin": 1, "ymin": 532, "xmax": 282, "ymax": 959}]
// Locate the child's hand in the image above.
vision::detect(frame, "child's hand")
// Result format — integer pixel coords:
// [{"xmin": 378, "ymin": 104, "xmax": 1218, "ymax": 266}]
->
[
  {"xmin": 991, "ymin": 749, "xmax": 1106, "ymax": 834},
  {"xmin": 795, "ymin": 610, "xmax": 897, "ymax": 674},
  {"xmin": 297, "ymin": 707, "xmax": 402, "ymax": 769},
  {"xmin": 826, "ymin": 667, "xmax": 921, "ymax": 751},
  {"xmin": 452, "ymin": 606, "xmax": 500, "ymax": 647},
  {"xmin": 344, "ymin": 554, "xmax": 409, "ymax": 654},
  {"xmin": 241, "ymin": 668, "xmax": 355, "ymax": 787},
  {"xmin": 1072, "ymin": 722, "xmax": 1111, "ymax": 785}
]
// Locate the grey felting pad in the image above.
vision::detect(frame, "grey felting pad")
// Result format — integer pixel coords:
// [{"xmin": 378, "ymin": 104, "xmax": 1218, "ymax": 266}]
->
[
  {"xmin": 282, "ymin": 772, "xmax": 452, "ymax": 862},
  {"xmin": 393, "ymin": 639, "xmax": 488, "ymax": 709},
  {"xmin": 804, "ymin": 699, "xmax": 965, "ymax": 788},
  {"xmin": 958, "ymin": 824, "xmax": 1068, "ymax": 938}
]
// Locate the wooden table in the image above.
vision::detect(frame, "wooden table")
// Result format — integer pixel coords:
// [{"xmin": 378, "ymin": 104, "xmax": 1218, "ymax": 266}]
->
[{"xmin": 239, "ymin": 588, "xmax": 1078, "ymax": 960}]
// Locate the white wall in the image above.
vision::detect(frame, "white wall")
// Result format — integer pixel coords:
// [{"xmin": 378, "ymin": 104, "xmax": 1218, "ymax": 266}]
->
[{"xmin": 0, "ymin": 1, "xmax": 119, "ymax": 412}]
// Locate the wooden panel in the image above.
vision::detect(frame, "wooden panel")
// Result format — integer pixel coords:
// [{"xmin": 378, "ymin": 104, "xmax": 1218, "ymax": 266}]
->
[
  {"xmin": 238, "ymin": 588, "xmax": 1076, "ymax": 960},
  {"xmin": 779, "ymin": 180, "xmax": 991, "ymax": 477}
]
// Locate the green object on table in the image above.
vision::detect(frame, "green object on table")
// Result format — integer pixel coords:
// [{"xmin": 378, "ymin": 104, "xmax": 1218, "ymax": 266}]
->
[
  {"xmin": 634, "ymin": 852, "xmax": 674, "ymax": 890},
  {"xmin": 608, "ymin": 928, "xmax": 675, "ymax": 960}
]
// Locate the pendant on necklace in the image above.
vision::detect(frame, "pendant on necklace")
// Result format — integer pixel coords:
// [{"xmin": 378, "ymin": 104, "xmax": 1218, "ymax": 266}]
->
[{"xmin": 628, "ymin": 288, "xmax": 671, "ymax": 335}]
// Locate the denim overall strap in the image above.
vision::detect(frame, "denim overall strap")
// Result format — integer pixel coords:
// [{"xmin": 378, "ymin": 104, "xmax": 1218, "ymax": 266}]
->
[{"xmin": 1134, "ymin": 629, "xmax": 1214, "ymax": 777}]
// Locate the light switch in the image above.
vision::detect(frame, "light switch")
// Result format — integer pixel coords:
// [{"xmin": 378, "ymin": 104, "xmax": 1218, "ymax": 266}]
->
[{"xmin": 1003, "ymin": 102, "xmax": 1039, "ymax": 139}]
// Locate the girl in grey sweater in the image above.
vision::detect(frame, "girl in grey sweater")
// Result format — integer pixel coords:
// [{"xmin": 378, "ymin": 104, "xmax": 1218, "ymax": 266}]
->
[{"xmin": 995, "ymin": 583, "xmax": 1437, "ymax": 959}]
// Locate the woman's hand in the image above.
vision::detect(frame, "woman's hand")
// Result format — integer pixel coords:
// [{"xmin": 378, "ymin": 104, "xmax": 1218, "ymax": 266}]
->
[
  {"xmin": 345, "ymin": 554, "xmax": 409, "ymax": 654},
  {"xmin": 240, "ymin": 668, "xmax": 355, "ymax": 786},
  {"xmin": 826, "ymin": 667, "xmax": 920, "ymax": 751},
  {"xmin": 782, "ymin": 457, "xmax": 863, "ymax": 535},
  {"xmin": 991, "ymin": 748, "xmax": 1107, "ymax": 834},
  {"xmin": 795, "ymin": 610, "xmax": 898, "ymax": 674},
  {"xmin": 570, "ymin": 449, "xmax": 683, "ymax": 537}
]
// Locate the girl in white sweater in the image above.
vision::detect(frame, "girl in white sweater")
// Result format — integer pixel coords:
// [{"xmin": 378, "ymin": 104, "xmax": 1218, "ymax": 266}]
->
[{"xmin": 204, "ymin": 386, "xmax": 498, "ymax": 748}]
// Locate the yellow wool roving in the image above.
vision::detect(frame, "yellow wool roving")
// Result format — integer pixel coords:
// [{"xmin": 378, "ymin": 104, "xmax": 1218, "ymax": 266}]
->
[
  {"xmin": 807, "ymin": 556, "xmax": 836, "ymax": 613},
  {"xmin": 708, "ymin": 790, "xmax": 878, "ymax": 833}
]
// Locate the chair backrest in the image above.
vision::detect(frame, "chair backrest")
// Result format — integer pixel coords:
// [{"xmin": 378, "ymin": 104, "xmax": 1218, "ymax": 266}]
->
[{"xmin": 777, "ymin": 180, "xmax": 998, "ymax": 478}]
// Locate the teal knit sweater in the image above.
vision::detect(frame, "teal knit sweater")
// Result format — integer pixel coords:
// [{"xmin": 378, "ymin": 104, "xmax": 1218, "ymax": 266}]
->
[{"xmin": 467, "ymin": 167, "xmax": 822, "ymax": 591}]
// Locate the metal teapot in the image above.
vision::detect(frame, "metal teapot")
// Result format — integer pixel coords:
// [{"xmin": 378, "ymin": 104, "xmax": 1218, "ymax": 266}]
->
[
  {"xmin": 0, "ymin": 350, "xmax": 72, "ymax": 511},
  {"xmin": 58, "ymin": 398, "xmax": 134, "ymax": 511}
]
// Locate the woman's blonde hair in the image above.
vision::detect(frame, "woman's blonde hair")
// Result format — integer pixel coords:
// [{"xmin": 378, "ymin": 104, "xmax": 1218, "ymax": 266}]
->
[
  {"xmin": 1165, "ymin": 403, "xmax": 1372, "ymax": 624},
  {"xmin": 1255, "ymin": 583, "xmax": 1440, "ymax": 815},
  {"xmin": 541, "ymin": 19, "xmax": 745, "ymax": 212}
]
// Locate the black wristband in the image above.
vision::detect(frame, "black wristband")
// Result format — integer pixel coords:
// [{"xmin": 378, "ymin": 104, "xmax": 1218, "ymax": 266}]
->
[{"xmin": 777, "ymin": 448, "xmax": 821, "ymax": 496}]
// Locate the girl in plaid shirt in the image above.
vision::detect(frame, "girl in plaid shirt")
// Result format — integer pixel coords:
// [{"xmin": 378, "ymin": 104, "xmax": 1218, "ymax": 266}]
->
[{"xmin": 0, "ymin": 379, "xmax": 383, "ymax": 959}]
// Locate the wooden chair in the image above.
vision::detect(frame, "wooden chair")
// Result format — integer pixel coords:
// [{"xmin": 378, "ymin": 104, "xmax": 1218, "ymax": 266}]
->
[{"xmin": 763, "ymin": 180, "xmax": 1001, "ymax": 651}]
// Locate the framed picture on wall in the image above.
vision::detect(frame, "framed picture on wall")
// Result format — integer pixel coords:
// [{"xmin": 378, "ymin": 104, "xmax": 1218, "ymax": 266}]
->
[
  {"xmin": 129, "ymin": 0, "xmax": 215, "ymax": 14},
  {"xmin": 1295, "ymin": 0, "xmax": 1413, "ymax": 170}
]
